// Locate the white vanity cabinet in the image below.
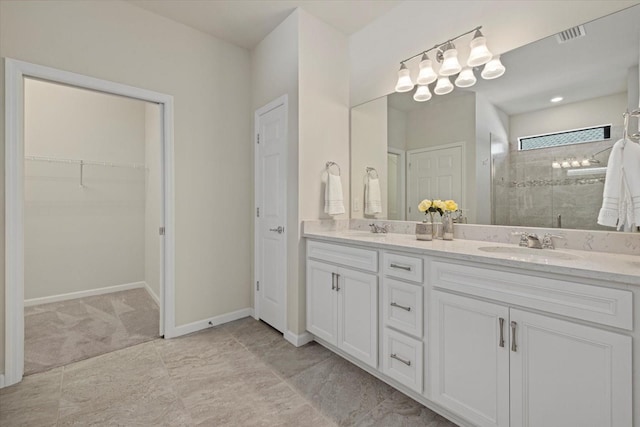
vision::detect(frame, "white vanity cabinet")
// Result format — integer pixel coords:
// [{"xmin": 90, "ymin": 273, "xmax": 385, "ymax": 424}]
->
[
  {"xmin": 430, "ymin": 261, "xmax": 633, "ymax": 427},
  {"xmin": 306, "ymin": 242, "xmax": 378, "ymax": 368}
]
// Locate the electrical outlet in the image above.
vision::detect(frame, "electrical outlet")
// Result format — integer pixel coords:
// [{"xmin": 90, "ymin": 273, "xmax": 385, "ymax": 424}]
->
[{"xmin": 353, "ymin": 197, "xmax": 360, "ymax": 212}]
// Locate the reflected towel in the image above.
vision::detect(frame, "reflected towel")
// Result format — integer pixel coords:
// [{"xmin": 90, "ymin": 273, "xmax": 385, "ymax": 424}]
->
[
  {"xmin": 324, "ymin": 173, "xmax": 345, "ymax": 215},
  {"xmin": 597, "ymin": 138, "xmax": 640, "ymax": 231},
  {"xmin": 365, "ymin": 177, "xmax": 382, "ymax": 215}
]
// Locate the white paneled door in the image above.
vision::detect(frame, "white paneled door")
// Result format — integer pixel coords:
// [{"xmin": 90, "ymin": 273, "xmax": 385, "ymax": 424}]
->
[
  {"xmin": 406, "ymin": 143, "xmax": 463, "ymax": 221},
  {"xmin": 255, "ymin": 97, "xmax": 287, "ymax": 333}
]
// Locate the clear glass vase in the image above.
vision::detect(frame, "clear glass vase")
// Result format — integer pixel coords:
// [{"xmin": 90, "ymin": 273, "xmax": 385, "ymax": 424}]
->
[
  {"xmin": 415, "ymin": 218, "xmax": 432, "ymax": 241},
  {"xmin": 442, "ymin": 211, "xmax": 454, "ymax": 240}
]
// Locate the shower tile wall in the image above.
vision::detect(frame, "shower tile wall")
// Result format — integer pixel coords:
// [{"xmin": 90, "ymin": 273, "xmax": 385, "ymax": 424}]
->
[{"xmin": 493, "ymin": 126, "xmax": 622, "ymax": 230}]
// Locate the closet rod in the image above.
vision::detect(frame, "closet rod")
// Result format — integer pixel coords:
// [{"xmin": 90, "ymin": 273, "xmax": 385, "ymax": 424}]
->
[{"xmin": 25, "ymin": 155, "xmax": 146, "ymax": 170}]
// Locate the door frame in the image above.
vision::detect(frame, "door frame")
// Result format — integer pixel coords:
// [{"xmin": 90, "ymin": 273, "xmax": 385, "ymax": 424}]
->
[
  {"xmin": 253, "ymin": 95, "xmax": 288, "ymax": 331},
  {"xmin": 387, "ymin": 146, "xmax": 406, "ymax": 220},
  {"xmin": 406, "ymin": 141, "xmax": 466, "ymax": 218},
  {"xmin": 4, "ymin": 58, "xmax": 176, "ymax": 387}
]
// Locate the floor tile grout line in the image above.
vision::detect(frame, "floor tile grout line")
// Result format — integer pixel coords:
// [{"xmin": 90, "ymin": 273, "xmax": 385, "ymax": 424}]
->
[
  {"xmin": 55, "ymin": 366, "xmax": 65, "ymax": 426},
  {"xmin": 225, "ymin": 326, "xmax": 338, "ymax": 426}
]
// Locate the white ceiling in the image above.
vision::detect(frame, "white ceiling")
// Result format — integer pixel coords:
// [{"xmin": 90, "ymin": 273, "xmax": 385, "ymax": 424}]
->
[{"xmin": 128, "ymin": 0, "xmax": 401, "ymax": 49}]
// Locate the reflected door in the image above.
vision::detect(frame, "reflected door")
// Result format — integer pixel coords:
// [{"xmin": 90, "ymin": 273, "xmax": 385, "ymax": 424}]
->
[{"xmin": 406, "ymin": 144, "xmax": 463, "ymax": 221}]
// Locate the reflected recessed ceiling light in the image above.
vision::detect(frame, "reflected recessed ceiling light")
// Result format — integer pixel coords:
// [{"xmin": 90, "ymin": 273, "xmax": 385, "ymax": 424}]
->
[{"xmin": 550, "ymin": 96, "xmax": 564, "ymax": 103}]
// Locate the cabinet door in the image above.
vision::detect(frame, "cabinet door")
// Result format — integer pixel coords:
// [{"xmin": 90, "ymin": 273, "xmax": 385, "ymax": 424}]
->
[
  {"xmin": 430, "ymin": 291, "xmax": 510, "ymax": 427},
  {"xmin": 306, "ymin": 260, "xmax": 338, "ymax": 345},
  {"xmin": 337, "ymin": 267, "xmax": 378, "ymax": 368},
  {"xmin": 510, "ymin": 309, "xmax": 632, "ymax": 427}
]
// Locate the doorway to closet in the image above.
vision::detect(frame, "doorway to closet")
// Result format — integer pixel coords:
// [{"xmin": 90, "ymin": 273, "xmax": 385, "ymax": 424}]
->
[
  {"xmin": 22, "ymin": 78, "xmax": 162, "ymax": 375},
  {"xmin": 4, "ymin": 59, "xmax": 176, "ymax": 388}
]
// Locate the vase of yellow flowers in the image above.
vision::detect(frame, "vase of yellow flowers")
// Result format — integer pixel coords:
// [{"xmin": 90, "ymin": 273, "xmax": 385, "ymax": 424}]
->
[{"xmin": 416, "ymin": 199, "xmax": 457, "ymax": 240}]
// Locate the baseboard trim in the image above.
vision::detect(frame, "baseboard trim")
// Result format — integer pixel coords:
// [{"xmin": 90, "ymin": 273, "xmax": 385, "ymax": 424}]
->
[
  {"xmin": 284, "ymin": 330, "xmax": 314, "ymax": 347},
  {"xmin": 24, "ymin": 281, "xmax": 146, "ymax": 307},
  {"xmin": 143, "ymin": 282, "xmax": 160, "ymax": 306},
  {"xmin": 0, "ymin": 374, "xmax": 5, "ymax": 389},
  {"xmin": 166, "ymin": 308, "xmax": 254, "ymax": 339}
]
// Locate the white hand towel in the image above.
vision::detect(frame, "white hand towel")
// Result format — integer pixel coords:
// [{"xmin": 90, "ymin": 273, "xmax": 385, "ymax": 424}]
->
[
  {"xmin": 324, "ymin": 173, "xmax": 345, "ymax": 215},
  {"xmin": 598, "ymin": 138, "xmax": 640, "ymax": 231},
  {"xmin": 365, "ymin": 177, "xmax": 382, "ymax": 215}
]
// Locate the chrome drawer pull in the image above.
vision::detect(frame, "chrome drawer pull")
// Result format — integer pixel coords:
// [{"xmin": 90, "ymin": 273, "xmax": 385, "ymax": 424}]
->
[
  {"xmin": 511, "ymin": 321, "xmax": 517, "ymax": 352},
  {"xmin": 390, "ymin": 302, "xmax": 411, "ymax": 312},
  {"xmin": 331, "ymin": 272, "xmax": 336, "ymax": 291},
  {"xmin": 390, "ymin": 353, "xmax": 411, "ymax": 366},
  {"xmin": 498, "ymin": 317, "xmax": 505, "ymax": 348},
  {"xmin": 390, "ymin": 263, "xmax": 412, "ymax": 271}
]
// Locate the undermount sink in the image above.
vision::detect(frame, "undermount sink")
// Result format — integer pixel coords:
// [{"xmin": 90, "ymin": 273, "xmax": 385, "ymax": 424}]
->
[
  {"xmin": 341, "ymin": 231, "xmax": 387, "ymax": 238},
  {"xmin": 478, "ymin": 246, "xmax": 580, "ymax": 262}
]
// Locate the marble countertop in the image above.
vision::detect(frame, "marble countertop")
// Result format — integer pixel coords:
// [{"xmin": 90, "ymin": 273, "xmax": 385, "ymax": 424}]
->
[{"xmin": 303, "ymin": 230, "xmax": 640, "ymax": 286}]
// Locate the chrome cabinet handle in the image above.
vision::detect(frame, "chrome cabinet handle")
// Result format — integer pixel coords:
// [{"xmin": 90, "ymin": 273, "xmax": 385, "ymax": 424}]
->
[
  {"xmin": 269, "ymin": 226, "xmax": 284, "ymax": 234},
  {"xmin": 335, "ymin": 274, "xmax": 340, "ymax": 291},
  {"xmin": 390, "ymin": 263, "xmax": 412, "ymax": 271},
  {"xmin": 499, "ymin": 317, "xmax": 505, "ymax": 348},
  {"xmin": 390, "ymin": 302, "xmax": 411, "ymax": 312},
  {"xmin": 390, "ymin": 353, "xmax": 411, "ymax": 366},
  {"xmin": 511, "ymin": 321, "xmax": 517, "ymax": 352},
  {"xmin": 331, "ymin": 272, "xmax": 336, "ymax": 290}
]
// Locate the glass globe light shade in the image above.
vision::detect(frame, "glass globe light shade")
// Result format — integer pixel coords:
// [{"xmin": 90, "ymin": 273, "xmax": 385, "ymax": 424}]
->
[
  {"xmin": 434, "ymin": 76, "xmax": 454, "ymax": 95},
  {"xmin": 455, "ymin": 68, "xmax": 477, "ymax": 88},
  {"xmin": 467, "ymin": 32, "xmax": 493, "ymax": 67},
  {"xmin": 571, "ymin": 159, "xmax": 581, "ymax": 167},
  {"xmin": 413, "ymin": 85, "xmax": 432, "ymax": 102},
  {"xmin": 395, "ymin": 64, "xmax": 414, "ymax": 93},
  {"xmin": 561, "ymin": 160, "xmax": 571, "ymax": 168},
  {"xmin": 551, "ymin": 161, "xmax": 562, "ymax": 169},
  {"xmin": 439, "ymin": 45, "xmax": 462, "ymax": 76},
  {"xmin": 581, "ymin": 159, "xmax": 591, "ymax": 166},
  {"xmin": 417, "ymin": 54, "xmax": 438, "ymax": 85},
  {"xmin": 481, "ymin": 55, "xmax": 506, "ymax": 80}
]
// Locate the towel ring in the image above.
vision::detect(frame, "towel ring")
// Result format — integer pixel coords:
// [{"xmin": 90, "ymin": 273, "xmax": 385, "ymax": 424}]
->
[
  {"xmin": 366, "ymin": 167, "xmax": 379, "ymax": 179},
  {"xmin": 623, "ymin": 109, "xmax": 640, "ymax": 143},
  {"xmin": 326, "ymin": 161, "xmax": 341, "ymax": 176}
]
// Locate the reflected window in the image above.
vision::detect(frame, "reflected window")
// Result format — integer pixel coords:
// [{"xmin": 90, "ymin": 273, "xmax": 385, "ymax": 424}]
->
[{"xmin": 518, "ymin": 125, "xmax": 611, "ymax": 150}]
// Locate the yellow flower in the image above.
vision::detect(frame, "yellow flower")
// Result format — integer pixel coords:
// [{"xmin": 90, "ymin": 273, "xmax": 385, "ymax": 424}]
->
[
  {"xmin": 444, "ymin": 200, "xmax": 458, "ymax": 211},
  {"xmin": 418, "ymin": 199, "xmax": 432, "ymax": 212},
  {"xmin": 433, "ymin": 199, "xmax": 446, "ymax": 211}
]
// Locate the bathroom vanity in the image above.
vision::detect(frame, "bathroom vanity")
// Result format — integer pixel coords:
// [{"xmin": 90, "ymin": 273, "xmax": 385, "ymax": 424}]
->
[{"xmin": 304, "ymin": 225, "xmax": 638, "ymax": 427}]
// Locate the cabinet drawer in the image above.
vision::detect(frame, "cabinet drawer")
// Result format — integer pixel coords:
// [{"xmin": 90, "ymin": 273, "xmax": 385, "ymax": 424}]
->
[
  {"xmin": 307, "ymin": 240, "xmax": 378, "ymax": 272},
  {"xmin": 382, "ymin": 278, "xmax": 423, "ymax": 338},
  {"xmin": 383, "ymin": 252, "xmax": 423, "ymax": 283},
  {"xmin": 431, "ymin": 261, "xmax": 633, "ymax": 330},
  {"xmin": 382, "ymin": 328, "xmax": 423, "ymax": 393}
]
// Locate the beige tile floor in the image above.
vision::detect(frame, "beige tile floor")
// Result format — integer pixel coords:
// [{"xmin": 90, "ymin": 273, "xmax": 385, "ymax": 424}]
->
[{"xmin": 0, "ymin": 317, "xmax": 459, "ymax": 427}]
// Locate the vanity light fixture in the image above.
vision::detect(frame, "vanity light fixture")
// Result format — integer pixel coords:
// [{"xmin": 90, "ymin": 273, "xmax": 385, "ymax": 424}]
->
[
  {"xmin": 561, "ymin": 160, "xmax": 571, "ymax": 168},
  {"xmin": 455, "ymin": 67, "xmax": 477, "ymax": 88},
  {"xmin": 434, "ymin": 76, "xmax": 454, "ymax": 95},
  {"xmin": 551, "ymin": 161, "xmax": 562, "ymax": 169},
  {"xmin": 480, "ymin": 55, "xmax": 506, "ymax": 80},
  {"xmin": 438, "ymin": 42, "xmax": 462, "ymax": 76},
  {"xmin": 394, "ymin": 26, "xmax": 505, "ymax": 102},
  {"xmin": 414, "ymin": 85, "xmax": 433, "ymax": 102},
  {"xmin": 550, "ymin": 96, "xmax": 564, "ymax": 103},
  {"xmin": 417, "ymin": 54, "xmax": 438, "ymax": 85},
  {"xmin": 395, "ymin": 63, "xmax": 414, "ymax": 93}
]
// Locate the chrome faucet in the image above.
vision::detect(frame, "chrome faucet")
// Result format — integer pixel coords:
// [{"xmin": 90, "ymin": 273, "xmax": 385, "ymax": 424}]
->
[
  {"xmin": 525, "ymin": 233, "xmax": 542, "ymax": 249},
  {"xmin": 542, "ymin": 233, "xmax": 564, "ymax": 249},
  {"xmin": 369, "ymin": 223, "xmax": 389, "ymax": 234}
]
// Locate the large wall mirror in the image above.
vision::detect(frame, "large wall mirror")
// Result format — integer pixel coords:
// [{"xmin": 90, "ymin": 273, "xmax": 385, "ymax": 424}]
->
[{"xmin": 351, "ymin": 5, "xmax": 640, "ymax": 231}]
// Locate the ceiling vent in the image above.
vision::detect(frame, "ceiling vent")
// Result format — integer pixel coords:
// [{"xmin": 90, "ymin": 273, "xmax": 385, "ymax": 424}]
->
[{"xmin": 555, "ymin": 25, "xmax": 586, "ymax": 44}]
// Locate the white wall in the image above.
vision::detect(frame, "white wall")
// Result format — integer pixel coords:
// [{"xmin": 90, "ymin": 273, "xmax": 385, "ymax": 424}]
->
[
  {"xmin": 350, "ymin": 97, "xmax": 387, "ymax": 219},
  {"xmin": 509, "ymin": 92, "xmax": 627, "ymax": 144},
  {"xmin": 145, "ymin": 103, "xmax": 162, "ymax": 301},
  {"xmin": 476, "ymin": 94, "xmax": 509, "ymax": 224},
  {"xmin": 349, "ymin": 1, "xmax": 637, "ymax": 106},
  {"xmin": 387, "ymin": 106, "xmax": 407, "ymax": 151},
  {"xmin": 24, "ymin": 78, "xmax": 146, "ymax": 300},
  {"xmin": 1, "ymin": 0, "xmax": 252, "ymax": 373}
]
